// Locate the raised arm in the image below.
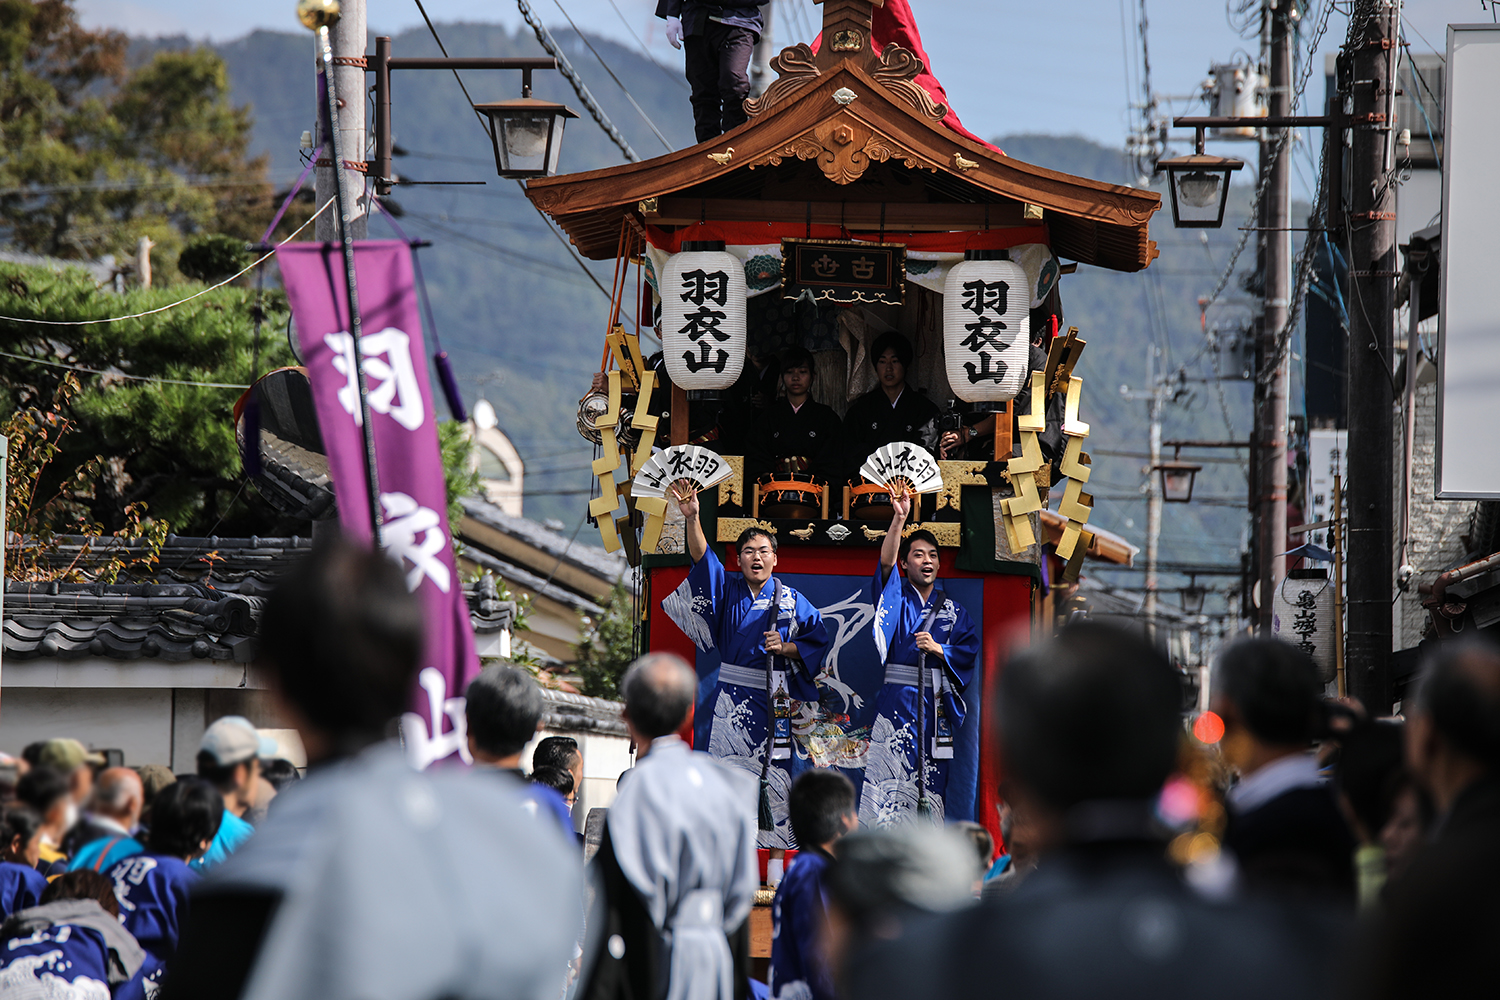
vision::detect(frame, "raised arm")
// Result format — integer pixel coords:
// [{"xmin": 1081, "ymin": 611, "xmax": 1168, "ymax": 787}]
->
[
  {"xmin": 879, "ymin": 492, "xmax": 911, "ymax": 583},
  {"xmin": 675, "ymin": 480, "xmax": 708, "ymax": 563}
]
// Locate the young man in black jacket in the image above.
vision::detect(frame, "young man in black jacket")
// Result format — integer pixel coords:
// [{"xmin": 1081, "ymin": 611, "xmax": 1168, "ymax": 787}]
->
[
  {"xmin": 746, "ymin": 347, "xmax": 842, "ymax": 485},
  {"xmin": 841, "ymin": 331, "xmax": 940, "ymax": 484},
  {"xmin": 656, "ymin": 2, "xmax": 763, "ymax": 142}
]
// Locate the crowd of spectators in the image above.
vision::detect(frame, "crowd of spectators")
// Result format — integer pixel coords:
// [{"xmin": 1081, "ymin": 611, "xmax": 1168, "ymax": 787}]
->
[{"xmin": 1, "ymin": 529, "xmax": 1496, "ymax": 998}]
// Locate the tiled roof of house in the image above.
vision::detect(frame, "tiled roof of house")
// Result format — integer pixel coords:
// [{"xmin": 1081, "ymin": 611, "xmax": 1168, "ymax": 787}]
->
[
  {"xmin": 3, "ymin": 581, "xmax": 260, "ymax": 663},
  {"xmin": 4, "ymin": 535, "xmax": 517, "ymax": 664},
  {"xmin": 460, "ymin": 497, "xmax": 629, "ymax": 587}
]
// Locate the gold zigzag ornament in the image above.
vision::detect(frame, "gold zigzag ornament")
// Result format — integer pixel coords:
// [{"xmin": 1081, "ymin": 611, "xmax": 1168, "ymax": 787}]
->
[
  {"xmin": 589, "ymin": 358, "xmax": 662, "ymax": 555},
  {"xmin": 996, "ymin": 343, "xmax": 1096, "ymax": 579}
]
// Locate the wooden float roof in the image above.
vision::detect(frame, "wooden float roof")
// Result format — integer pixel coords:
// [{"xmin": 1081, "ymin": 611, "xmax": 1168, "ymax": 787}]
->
[{"xmin": 525, "ymin": 0, "xmax": 1160, "ymax": 272}]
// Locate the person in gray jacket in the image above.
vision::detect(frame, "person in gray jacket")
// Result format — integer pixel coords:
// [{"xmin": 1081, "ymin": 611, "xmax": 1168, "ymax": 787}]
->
[
  {"xmin": 579, "ymin": 653, "xmax": 759, "ymax": 1000},
  {"xmin": 162, "ymin": 533, "xmax": 582, "ymax": 1000}
]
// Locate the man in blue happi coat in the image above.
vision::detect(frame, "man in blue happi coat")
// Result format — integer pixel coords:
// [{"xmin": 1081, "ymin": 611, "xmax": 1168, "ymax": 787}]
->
[
  {"xmin": 860, "ymin": 492, "xmax": 981, "ymax": 828},
  {"xmin": 663, "ymin": 480, "xmax": 831, "ymax": 851},
  {"xmin": 769, "ymin": 770, "xmax": 857, "ymax": 1000}
]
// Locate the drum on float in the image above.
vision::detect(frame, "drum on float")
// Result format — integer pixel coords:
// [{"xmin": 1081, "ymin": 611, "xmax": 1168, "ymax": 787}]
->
[{"xmin": 754, "ymin": 472, "xmax": 828, "ymax": 520}]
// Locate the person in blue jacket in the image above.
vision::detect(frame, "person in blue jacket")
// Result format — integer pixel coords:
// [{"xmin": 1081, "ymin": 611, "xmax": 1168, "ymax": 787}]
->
[
  {"xmin": 465, "ymin": 664, "xmax": 578, "ymax": 841},
  {"xmin": 663, "ymin": 490, "xmax": 831, "ymax": 851},
  {"xmin": 0, "ymin": 869, "xmax": 147, "ymax": 995},
  {"xmin": 859, "ymin": 493, "xmax": 980, "ymax": 829},
  {"xmin": 106, "ymin": 777, "xmax": 222, "ymax": 961},
  {"xmin": 0, "ymin": 807, "xmax": 49, "ymax": 919},
  {"xmin": 770, "ymin": 770, "xmax": 858, "ymax": 1000}
]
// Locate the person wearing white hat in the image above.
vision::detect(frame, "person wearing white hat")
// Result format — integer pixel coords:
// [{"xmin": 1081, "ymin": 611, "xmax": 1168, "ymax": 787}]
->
[{"xmin": 192, "ymin": 717, "xmax": 276, "ymax": 872}]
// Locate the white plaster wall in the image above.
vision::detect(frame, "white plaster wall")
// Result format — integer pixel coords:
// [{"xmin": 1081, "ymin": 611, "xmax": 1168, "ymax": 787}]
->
[
  {"xmin": 521, "ymin": 725, "xmax": 634, "ymax": 832},
  {"xmin": 0, "ymin": 688, "xmax": 174, "ymax": 766}
]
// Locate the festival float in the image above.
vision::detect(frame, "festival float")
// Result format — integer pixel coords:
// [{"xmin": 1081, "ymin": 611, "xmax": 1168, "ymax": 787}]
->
[{"xmin": 525, "ymin": 0, "xmax": 1157, "ymax": 836}]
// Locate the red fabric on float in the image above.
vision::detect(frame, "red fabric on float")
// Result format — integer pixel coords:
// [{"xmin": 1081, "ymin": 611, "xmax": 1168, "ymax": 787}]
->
[{"xmin": 812, "ymin": 0, "xmax": 1001, "ymax": 152}]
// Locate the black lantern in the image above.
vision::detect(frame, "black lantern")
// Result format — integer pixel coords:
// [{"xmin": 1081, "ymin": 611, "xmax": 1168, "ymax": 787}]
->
[
  {"xmin": 1157, "ymin": 141, "xmax": 1244, "ymax": 229},
  {"xmin": 1155, "ymin": 460, "xmax": 1202, "ymax": 503},
  {"xmin": 1180, "ymin": 577, "xmax": 1206, "ymax": 615},
  {"xmin": 475, "ymin": 97, "xmax": 578, "ymax": 179}
]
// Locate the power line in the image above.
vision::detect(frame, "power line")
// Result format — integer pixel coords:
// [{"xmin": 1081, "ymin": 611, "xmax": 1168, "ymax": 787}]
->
[
  {"xmin": 549, "ymin": 0, "xmax": 675, "ymax": 151},
  {"xmin": 515, "ymin": 0, "xmax": 640, "ymax": 162},
  {"xmin": 603, "ymin": 0, "xmax": 690, "ymax": 91},
  {"xmin": 0, "ymin": 195, "xmax": 334, "ymax": 328},
  {"xmin": 405, "ymin": 214, "xmax": 599, "ymax": 280},
  {"xmin": 406, "ymin": 1, "xmax": 615, "ymax": 300},
  {"xmin": 0, "ymin": 348, "xmax": 251, "ymax": 389}
]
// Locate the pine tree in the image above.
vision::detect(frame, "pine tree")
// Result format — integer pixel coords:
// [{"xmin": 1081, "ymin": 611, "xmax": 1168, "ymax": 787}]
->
[{"xmin": 0, "ymin": 0, "xmax": 294, "ymax": 274}]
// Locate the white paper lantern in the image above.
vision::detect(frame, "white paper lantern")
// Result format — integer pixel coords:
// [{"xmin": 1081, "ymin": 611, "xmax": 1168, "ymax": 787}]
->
[
  {"xmin": 1272, "ymin": 571, "xmax": 1337, "ymax": 684},
  {"xmin": 660, "ymin": 242, "xmax": 747, "ymax": 392},
  {"xmin": 942, "ymin": 251, "xmax": 1030, "ymax": 403}
]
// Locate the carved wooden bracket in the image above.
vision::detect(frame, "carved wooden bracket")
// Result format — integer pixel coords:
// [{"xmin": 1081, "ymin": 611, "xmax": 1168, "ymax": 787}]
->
[
  {"xmin": 754, "ymin": 117, "xmax": 930, "ymax": 185},
  {"xmin": 744, "ymin": 44, "xmax": 820, "ymax": 121},
  {"xmin": 870, "ymin": 44, "xmax": 947, "ymax": 122}
]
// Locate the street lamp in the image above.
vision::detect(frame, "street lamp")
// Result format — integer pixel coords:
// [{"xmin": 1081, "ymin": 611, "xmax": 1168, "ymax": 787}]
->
[
  {"xmin": 1156, "ymin": 460, "xmax": 1202, "ymax": 503},
  {"xmin": 1156, "ymin": 126, "xmax": 1244, "ymax": 229},
  {"xmin": 1180, "ymin": 577, "xmax": 1206, "ymax": 614},
  {"xmin": 475, "ymin": 97, "xmax": 578, "ymax": 179},
  {"xmin": 1160, "ymin": 116, "xmax": 1332, "ymax": 229},
  {"xmin": 368, "ymin": 37, "xmax": 573, "ymax": 194}
]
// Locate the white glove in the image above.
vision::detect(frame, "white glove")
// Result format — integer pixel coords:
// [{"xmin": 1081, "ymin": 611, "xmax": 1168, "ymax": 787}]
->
[
  {"xmin": 665, "ymin": 15, "xmax": 684, "ymax": 49},
  {"xmin": 766, "ymin": 857, "xmax": 784, "ymax": 887}
]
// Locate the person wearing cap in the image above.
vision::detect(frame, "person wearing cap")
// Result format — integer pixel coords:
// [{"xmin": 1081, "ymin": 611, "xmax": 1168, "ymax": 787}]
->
[
  {"xmin": 36, "ymin": 739, "xmax": 102, "ymax": 815},
  {"xmin": 192, "ymin": 717, "xmax": 273, "ymax": 872}
]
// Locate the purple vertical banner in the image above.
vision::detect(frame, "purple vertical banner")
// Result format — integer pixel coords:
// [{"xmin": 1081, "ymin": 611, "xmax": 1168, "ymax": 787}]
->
[{"xmin": 276, "ymin": 240, "xmax": 478, "ymax": 768}]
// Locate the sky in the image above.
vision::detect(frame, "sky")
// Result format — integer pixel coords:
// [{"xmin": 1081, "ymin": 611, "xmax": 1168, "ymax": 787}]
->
[{"xmin": 84, "ymin": 0, "xmax": 1480, "ymax": 163}]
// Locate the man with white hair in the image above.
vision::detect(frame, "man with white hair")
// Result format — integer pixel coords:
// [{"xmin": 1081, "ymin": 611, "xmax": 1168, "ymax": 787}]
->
[
  {"xmin": 65, "ymin": 768, "xmax": 145, "ymax": 873},
  {"xmin": 579, "ymin": 653, "xmax": 759, "ymax": 1000}
]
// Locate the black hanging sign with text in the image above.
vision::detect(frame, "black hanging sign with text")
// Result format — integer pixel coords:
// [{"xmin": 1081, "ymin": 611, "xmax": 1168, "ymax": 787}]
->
[{"xmin": 781, "ymin": 239, "xmax": 907, "ymax": 305}]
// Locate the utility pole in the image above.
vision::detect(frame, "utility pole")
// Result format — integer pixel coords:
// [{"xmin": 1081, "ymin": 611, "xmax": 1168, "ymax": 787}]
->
[
  {"xmin": 1254, "ymin": 0, "xmax": 1292, "ymax": 632},
  {"xmin": 1344, "ymin": 1, "xmax": 1398, "ymax": 711},
  {"xmin": 1146, "ymin": 355, "xmax": 1163, "ymax": 639},
  {"xmin": 316, "ymin": 0, "xmax": 367, "ymax": 242},
  {"xmin": 1122, "ymin": 345, "xmax": 1167, "ymax": 642}
]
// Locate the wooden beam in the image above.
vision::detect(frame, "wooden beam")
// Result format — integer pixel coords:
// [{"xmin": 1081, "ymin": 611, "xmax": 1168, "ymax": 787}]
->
[
  {"xmin": 995, "ymin": 401, "xmax": 1013, "ymax": 463},
  {"xmin": 646, "ymin": 198, "xmax": 1028, "ymax": 232},
  {"xmin": 671, "ymin": 383, "xmax": 689, "ymax": 446}
]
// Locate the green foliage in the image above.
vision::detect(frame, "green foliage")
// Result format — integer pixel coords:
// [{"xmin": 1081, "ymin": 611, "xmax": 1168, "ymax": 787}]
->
[
  {"xmin": 0, "ymin": 1, "xmax": 286, "ymax": 274},
  {"xmin": 3, "ymin": 373, "xmax": 170, "ymax": 581},
  {"xmin": 0, "ymin": 259, "xmax": 294, "ymax": 535},
  {"xmin": 574, "ymin": 581, "xmax": 636, "ymax": 700},
  {"xmin": 177, "ymin": 233, "xmax": 252, "ymax": 282},
  {"xmin": 437, "ymin": 419, "xmax": 482, "ymax": 537}
]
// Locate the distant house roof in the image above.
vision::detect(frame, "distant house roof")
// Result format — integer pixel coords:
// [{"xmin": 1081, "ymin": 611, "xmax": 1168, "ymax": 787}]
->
[
  {"xmin": 4, "ymin": 533, "xmax": 515, "ymax": 665},
  {"xmin": 3, "ymin": 581, "xmax": 260, "ymax": 663},
  {"xmin": 459, "ymin": 496, "xmax": 629, "ymax": 606}
]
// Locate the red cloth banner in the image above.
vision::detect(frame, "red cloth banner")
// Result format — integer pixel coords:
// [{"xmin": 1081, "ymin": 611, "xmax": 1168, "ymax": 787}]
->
[
  {"xmin": 813, "ymin": 0, "xmax": 1001, "ymax": 151},
  {"xmin": 276, "ymin": 240, "xmax": 480, "ymax": 769}
]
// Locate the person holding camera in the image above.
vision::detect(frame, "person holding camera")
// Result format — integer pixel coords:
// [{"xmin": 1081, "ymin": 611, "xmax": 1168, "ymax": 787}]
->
[{"xmin": 1212, "ymin": 637, "xmax": 1357, "ymax": 902}]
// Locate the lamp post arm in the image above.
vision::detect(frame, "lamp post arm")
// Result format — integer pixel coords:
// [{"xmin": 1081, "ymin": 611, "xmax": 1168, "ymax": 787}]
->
[{"xmin": 366, "ymin": 40, "xmax": 561, "ymax": 194}]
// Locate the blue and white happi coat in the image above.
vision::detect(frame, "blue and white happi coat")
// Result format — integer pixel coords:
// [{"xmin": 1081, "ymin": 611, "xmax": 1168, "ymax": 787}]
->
[
  {"xmin": 663, "ymin": 548, "xmax": 830, "ymax": 848},
  {"xmin": 860, "ymin": 566, "xmax": 980, "ymax": 828}
]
